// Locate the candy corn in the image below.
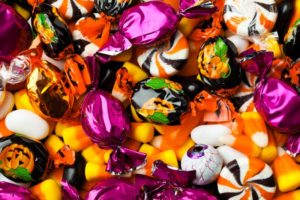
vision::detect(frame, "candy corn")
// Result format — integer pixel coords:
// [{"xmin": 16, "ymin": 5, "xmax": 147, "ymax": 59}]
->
[{"xmin": 273, "ymin": 147, "xmax": 300, "ymax": 192}]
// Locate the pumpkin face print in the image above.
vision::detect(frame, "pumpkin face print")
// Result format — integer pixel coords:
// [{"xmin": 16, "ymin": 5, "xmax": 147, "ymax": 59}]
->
[
  {"xmin": 131, "ymin": 78, "xmax": 189, "ymax": 125},
  {"xmin": 0, "ymin": 135, "xmax": 50, "ymax": 184},
  {"xmin": 198, "ymin": 37, "xmax": 241, "ymax": 97}
]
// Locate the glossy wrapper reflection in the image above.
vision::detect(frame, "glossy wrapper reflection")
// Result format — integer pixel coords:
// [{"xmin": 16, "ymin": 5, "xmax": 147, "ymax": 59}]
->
[
  {"xmin": 240, "ymin": 49, "xmax": 300, "ymax": 133},
  {"xmin": 0, "ymin": 181, "xmax": 31, "ymax": 200},
  {"xmin": 81, "ymin": 89, "xmax": 146, "ymax": 174},
  {"xmin": 0, "ymin": 2, "xmax": 32, "ymax": 62}
]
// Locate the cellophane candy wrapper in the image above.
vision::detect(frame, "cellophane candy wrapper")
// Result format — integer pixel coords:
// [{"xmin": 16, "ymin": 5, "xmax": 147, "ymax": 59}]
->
[
  {"xmin": 0, "ymin": 2, "xmax": 32, "ymax": 62},
  {"xmin": 81, "ymin": 89, "xmax": 146, "ymax": 174},
  {"xmin": 0, "ymin": 181, "xmax": 31, "ymax": 200},
  {"xmin": 96, "ymin": 0, "xmax": 217, "ymax": 62},
  {"xmin": 61, "ymin": 179, "xmax": 81, "ymax": 200},
  {"xmin": 239, "ymin": 49, "xmax": 300, "ymax": 133}
]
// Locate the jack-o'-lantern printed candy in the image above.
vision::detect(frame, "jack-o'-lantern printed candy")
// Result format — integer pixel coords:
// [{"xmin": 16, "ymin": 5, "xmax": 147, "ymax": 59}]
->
[
  {"xmin": 181, "ymin": 144, "xmax": 223, "ymax": 185},
  {"xmin": 197, "ymin": 37, "xmax": 241, "ymax": 97},
  {"xmin": 284, "ymin": 19, "xmax": 300, "ymax": 60},
  {"xmin": 217, "ymin": 157, "xmax": 276, "ymax": 200},
  {"xmin": 0, "ymin": 135, "xmax": 50, "ymax": 185},
  {"xmin": 131, "ymin": 77, "xmax": 189, "ymax": 125},
  {"xmin": 64, "ymin": 54, "xmax": 91, "ymax": 97},
  {"xmin": 224, "ymin": 0, "xmax": 278, "ymax": 37},
  {"xmin": 32, "ymin": 3, "xmax": 73, "ymax": 60},
  {"xmin": 94, "ymin": 0, "xmax": 136, "ymax": 16},
  {"xmin": 27, "ymin": 60, "xmax": 74, "ymax": 121},
  {"xmin": 136, "ymin": 30, "xmax": 189, "ymax": 78},
  {"xmin": 46, "ymin": 0, "xmax": 94, "ymax": 20},
  {"xmin": 72, "ymin": 13, "xmax": 111, "ymax": 58}
]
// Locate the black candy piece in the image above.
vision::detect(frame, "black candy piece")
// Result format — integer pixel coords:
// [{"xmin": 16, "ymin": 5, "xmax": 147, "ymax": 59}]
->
[
  {"xmin": 171, "ymin": 76, "xmax": 204, "ymax": 99},
  {"xmin": 32, "ymin": 3, "xmax": 73, "ymax": 59},
  {"xmin": 283, "ymin": 20, "xmax": 300, "ymax": 61},
  {"xmin": 0, "ymin": 135, "xmax": 49, "ymax": 183}
]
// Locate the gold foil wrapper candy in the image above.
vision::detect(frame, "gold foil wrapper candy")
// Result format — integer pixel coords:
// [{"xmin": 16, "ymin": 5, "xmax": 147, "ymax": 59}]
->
[{"xmin": 27, "ymin": 60, "xmax": 74, "ymax": 121}]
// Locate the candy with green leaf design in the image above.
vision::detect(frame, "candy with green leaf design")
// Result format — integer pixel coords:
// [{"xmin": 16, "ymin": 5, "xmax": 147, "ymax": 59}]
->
[{"xmin": 131, "ymin": 77, "xmax": 189, "ymax": 125}]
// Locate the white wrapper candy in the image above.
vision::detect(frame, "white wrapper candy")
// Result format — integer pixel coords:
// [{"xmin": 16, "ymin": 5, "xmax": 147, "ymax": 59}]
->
[
  {"xmin": 181, "ymin": 144, "xmax": 223, "ymax": 185},
  {"xmin": 5, "ymin": 109, "xmax": 49, "ymax": 140},
  {"xmin": 224, "ymin": 0, "xmax": 278, "ymax": 37},
  {"xmin": 191, "ymin": 124, "xmax": 231, "ymax": 146}
]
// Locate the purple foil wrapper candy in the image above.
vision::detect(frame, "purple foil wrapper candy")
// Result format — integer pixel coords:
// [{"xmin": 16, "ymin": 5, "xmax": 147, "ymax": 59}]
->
[
  {"xmin": 0, "ymin": 181, "xmax": 31, "ymax": 200},
  {"xmin": 85, "ymin": 178, "xmax": 138, "ymax": 200},
  {"xmin": 240, "ymin": 50, "xmax": 300, "ymax": 133},
  {"xmin": 96, "ymin": 0, "xmax": 216, "ymax": 62},
  {"xmin": 287, "ymin": 134, "xmax": 300, "ymax": 157},
  {"xmin": 152, "ymin": 160, "xmax": 196, "ymax": 187},
  {"xmin": 81, "ymin": 89, "xmax": 146, "ymax": 174},
  {"xmin": 0, "ymin": 2, "xmax": 32, "ymax": 62},
  {"xmin": 61, "ymin": 180, "xmax": 81, "ymax": 200}
]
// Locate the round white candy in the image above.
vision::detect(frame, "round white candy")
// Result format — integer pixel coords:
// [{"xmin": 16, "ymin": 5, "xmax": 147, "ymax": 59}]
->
[
  {"xmin": 191, "ymin": 124, "xmax": 231, "ymax": 146},
  {"xmin": 5, "ymin": 109, "xmax": 49, "ymax": 140},
  {"xmin": 181, "ymin": 144, "xmax": 223, "ymax": 185}
]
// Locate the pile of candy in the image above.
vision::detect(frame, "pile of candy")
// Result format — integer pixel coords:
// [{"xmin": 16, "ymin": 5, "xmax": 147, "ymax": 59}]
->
[{"xmin": 0, "ymin": 0, "xmax": 300, "ymax": 199}]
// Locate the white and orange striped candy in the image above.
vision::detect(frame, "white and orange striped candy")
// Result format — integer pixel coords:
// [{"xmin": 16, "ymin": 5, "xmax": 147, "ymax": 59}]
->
[
  {"xmin": 137, "ymin": 30, "xmax": 189, "ymax": 78},
  {"xmin": 218, "ymin": 157, "xmax": 276, "ymax": 200},
  {"xmin": 46, "ymin": 0, "xmax": 94, "ymax": 20},
  {"xmin": 224, "ymin": 0, "xmax": 278, "ymax": 36}
]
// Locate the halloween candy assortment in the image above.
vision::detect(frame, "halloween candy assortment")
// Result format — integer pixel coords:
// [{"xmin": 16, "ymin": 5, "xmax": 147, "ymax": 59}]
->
[{"xmin": 0, "ymin": 0, "xmax": 300, "ymax": 199}]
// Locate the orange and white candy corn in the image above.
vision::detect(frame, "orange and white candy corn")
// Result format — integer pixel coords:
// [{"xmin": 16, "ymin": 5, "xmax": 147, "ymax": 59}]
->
[
  {"xmin": 241, "ymin": 112, "xmax": 268, "ymax": 148},
  {"xmin": 273, "ymin": 147, "xmax": 300, "ymax": 192}
]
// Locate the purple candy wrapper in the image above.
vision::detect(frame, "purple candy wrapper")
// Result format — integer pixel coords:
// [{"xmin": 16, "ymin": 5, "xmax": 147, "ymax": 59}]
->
[
  {"xmin": 81, "ymin": 89, "xmax": 146, "ymax": 174},
  {"xmin": 0, "ymin": 181, "xmax": 31, "ymax": 200},
  {"xmin": 286, "ymin": 134, "xmax": 300, "ymax": 158},
  {"xmin": 61, "ymin": 180, "xmax": 81, "ymax": 200},
  {"xmin": 240, "ymin": 50, "xmax": 300, "ymax": 133},
  {"xmin": 0, "ymin": 2, "xmax": 32, "ymax": 62},
  {"xmin": 96, "ymin": 0, "xmax": 216, "ymax": 62},
  {"xmin": 85, "ymin": 162, "xmax": 217, "ymax": 200},
  {"xmin": 152, "ymin": 160, "xmax": 196, "ymax": 187}
]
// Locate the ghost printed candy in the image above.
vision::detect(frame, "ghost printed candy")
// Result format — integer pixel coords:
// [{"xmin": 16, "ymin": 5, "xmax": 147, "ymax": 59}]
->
[
  {"xmin": 136, "ymin": 30, "xmax": 189, "ymax": 78},
  {"xmin": 224, "ymin": 0, "xmax": 278, "ymax": 37},
  {"xmin": 218, "ymin": 157, "xmax": 276, "ymax": 199},
  {"xmin": 181, "ymin": 144, "xmax": 223, "ymax": 185},
  {"xmin": 131, "ymin": 77, "xmax": 189, "ymax": 125}
]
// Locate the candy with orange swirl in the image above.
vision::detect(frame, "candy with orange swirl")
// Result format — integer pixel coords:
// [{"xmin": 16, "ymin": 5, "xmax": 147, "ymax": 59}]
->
[
  {"xmin": 197, "ymin": 37, "xmax": 241, "ymax": 97},
  {"xmin": 131, "ymin": 77, "xmax": 189, "ymax": 125},
  {"xmin": 27, "ymin": 60, "xmax": 74, "ymax": 121},
  {"xmin": 0, "ymin": 135, "xmax": 50, "ymax": 185}
]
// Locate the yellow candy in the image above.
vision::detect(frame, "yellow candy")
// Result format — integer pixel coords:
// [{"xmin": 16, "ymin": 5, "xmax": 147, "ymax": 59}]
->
[
  {"xmin": 128, "ymin": 122, "xmax": 154, "ymax": 143},
  {"xmin": 30, "ymin": 179, "xmax": 61, "ymax": 200},
  {"xmin": 151, "ymin": 150, "xmax": 178, "ymax": 168},
  {"xmin": 273, "ymin": 147, "xmax": 300, "ymax": 192},
  {"xmin": 178, "ymin": 18, "xmax": 202, "ymax": 37},
  {"xmin": 14, "ymin": 89, "xmax": 35, "ymax": 112},
  {"xmin": 82, "ymin": 144, "xmax": 106, "ymax": 164},
  {"xmin": 62, "ymin": 125, "xmax": 93, "ymax": 152},
  {"xmin": 55, "ymin": 121, "xmax": 75, "ymax": 137},
  {"xmin": 259, "ymin": 128, "xmax": 278, "ymax": 163},
  {"xmin": 139, "ymin": 144, "xmax": 160, "ymax": 157},
  {"xmin": 45, "ymin": 135, "xmax": 64, "ymax": 156},
  {"xmin": 85, "ymin": 162, "xmax": 111, "ymax": 182},
  {"xmin": 104, "ymin": 149, "xmax": 113, "ymax": 164},
  {"xmin": 14, "ymin": 3, "xmax": 30, "ymax": 20},
  {"xmin": 122, "ymin": 62, "xmax": 148, "ymax": 86},
  {"xmin": 274, "ymin": 190, "xmax": 300, "ymax": 200},
  {"xmin": 175, "ymin": 138, "xmax": 195, "ymax": 161}
]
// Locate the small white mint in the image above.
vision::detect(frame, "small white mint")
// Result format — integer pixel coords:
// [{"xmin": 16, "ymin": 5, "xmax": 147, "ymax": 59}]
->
[
  {"xmin": 5, "ymin": 109, "xmax": 49, "ymax": 140},
  {"xmin": 251, "ymin": 131, "xmax": 268, "ymax": 148}
]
